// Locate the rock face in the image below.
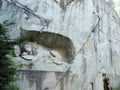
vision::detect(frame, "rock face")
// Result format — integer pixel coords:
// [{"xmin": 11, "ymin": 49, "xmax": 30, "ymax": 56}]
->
[{"xmin": 0, "ymin": 0, "xmax": 120, "ymax": 90}]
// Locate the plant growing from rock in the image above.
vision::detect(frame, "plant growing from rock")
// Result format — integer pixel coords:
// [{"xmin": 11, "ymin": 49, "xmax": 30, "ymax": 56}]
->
[{"xmin": 0, "ymin": 21, "xmax": 19, "ymax": 90}]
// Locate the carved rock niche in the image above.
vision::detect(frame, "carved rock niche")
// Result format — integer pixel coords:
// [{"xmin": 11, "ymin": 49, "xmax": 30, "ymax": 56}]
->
[{"xmin": 19, "ymin": 29, "xmax": 75, "ymax": 65}]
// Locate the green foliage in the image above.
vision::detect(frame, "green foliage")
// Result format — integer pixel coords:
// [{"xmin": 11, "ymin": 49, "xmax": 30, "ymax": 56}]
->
[
  {"xmin": 0, "ymin": 20, "xmax": 15, "ymax": 39},
  {"xmin": 0, "ymin": 21, "xmax": 19, "ymax": 90},
  {"xmin": 113, "ymin": 87, "xmax": 120, "ymax": 90},
  {"xmin": 106, "ymin": 0, "xmax": 115, "ymax": 8}
]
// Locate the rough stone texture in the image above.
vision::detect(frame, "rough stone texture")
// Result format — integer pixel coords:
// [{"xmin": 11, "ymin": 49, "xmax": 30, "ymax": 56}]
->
[{"xmin": 0, "ymin": 0, "xmax": 120, "ymax": 90}]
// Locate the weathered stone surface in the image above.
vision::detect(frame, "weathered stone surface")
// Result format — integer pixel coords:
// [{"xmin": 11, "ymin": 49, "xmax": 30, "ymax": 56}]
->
[{"xmin": 0, "ymin": 0, "xmax": 120, "ymax": 90}]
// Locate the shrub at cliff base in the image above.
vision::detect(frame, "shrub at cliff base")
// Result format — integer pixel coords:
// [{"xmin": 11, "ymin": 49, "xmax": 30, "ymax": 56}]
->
[{"xmin": 0, "ymin": 21, "xmax": 19, "ymax": 90}]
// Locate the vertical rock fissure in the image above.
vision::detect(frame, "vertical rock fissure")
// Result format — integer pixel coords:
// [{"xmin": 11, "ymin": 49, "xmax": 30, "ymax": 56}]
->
[
  {"xmin": 107, "ymin": 15, "xmax": 117, "ymax": 68},
  {"xmin": 18, "ymin": 70, "xmax": 46, "ymax": 90},
  {"xmin": 108, "ymin": 30, "xmax": 113, "ymax": 67},
  {"xmin": 55, "ymin": 72, "xmax": 65, "ymax": 90},
  {"xmin": 81, "ymin": 49, "xmax": 87, "ymax": 90},
  {"xmin": 36, "ymin": 71, "xmax": 46, "ymax": 90},
  {"xmin": 60, "ymin": 75, "xmax": 64, "ymax": 90}
]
